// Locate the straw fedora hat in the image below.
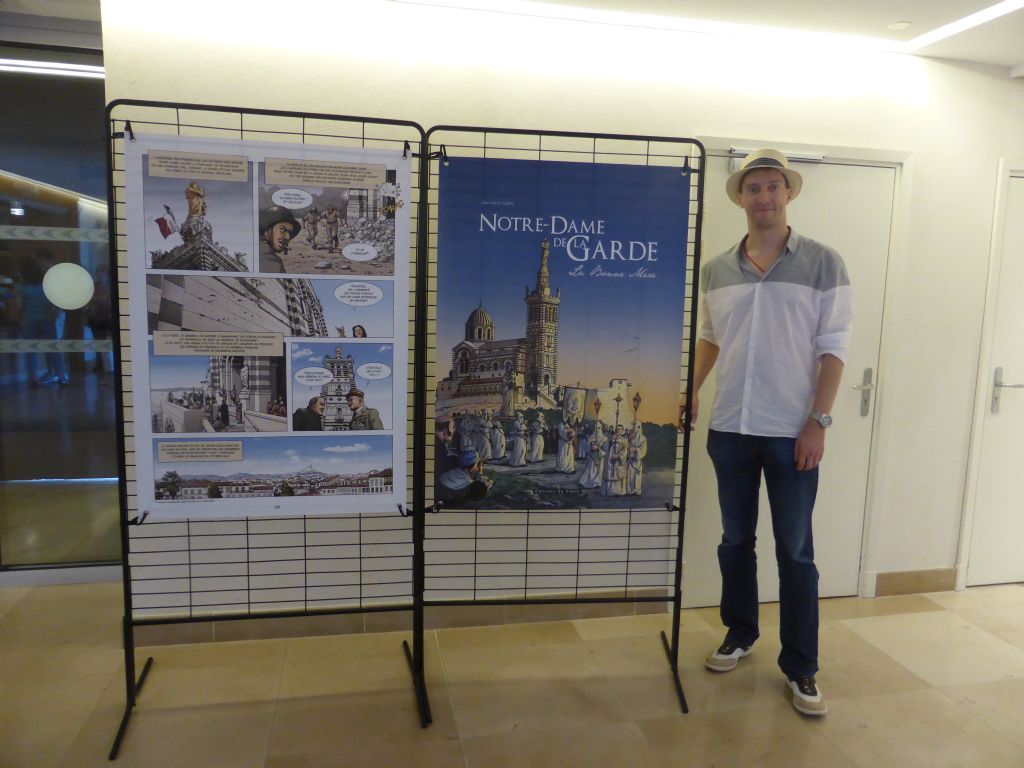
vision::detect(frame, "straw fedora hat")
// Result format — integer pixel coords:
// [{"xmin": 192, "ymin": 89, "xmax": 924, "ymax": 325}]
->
[{"xmin": 725, "ymin": 149, "xmax": 802, "ymax": 206}]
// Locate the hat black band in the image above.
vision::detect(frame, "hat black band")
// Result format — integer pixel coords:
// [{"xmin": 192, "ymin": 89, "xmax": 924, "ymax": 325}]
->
[{"xmin": 745, "ymin": 157, "xmax": 785, "ymax": 170}]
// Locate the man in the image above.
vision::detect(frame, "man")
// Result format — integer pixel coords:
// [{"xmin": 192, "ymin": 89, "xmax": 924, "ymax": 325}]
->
[
  {"xmin": 555, "ymin": 416, "xmax": 576, "ymax": 474},
  {"xmin": 293, "ymin": 395, "xmax": 325, "ymax": 431},
  {"xmin": 438, "ymin": 448, "xmax": 493, "ymax": 507},
  {"xmin": 626, "ymin": 420, "xmax": 647, "ymax": 495},
  {"xmin": 346, "ymin": 387, "xmax": 383, "ymax": 430},
  {"xmin": 435, "ymin": 417, "xmax": 458, "ymax": 474},
  {"xmin": 507, "ymin": 412, "xmax": 528, "ymax": 467},
  {"xmin": 322, "ymin": 205, "xmax": 341, "ymax": 252},
  {"xmin": 602, "ymin": 423, "xmax": 628, "ymax": 497},
  {"xmin": 684, "ymin": 149, "xmax": 852, "ymax": 716},
  {"xmin": 258, "ymin": 205, "xmax": 301, "ymax": 273},
  {"xmin": 302, "ymin": 206, "xmax": 320, "ymax": 248}
]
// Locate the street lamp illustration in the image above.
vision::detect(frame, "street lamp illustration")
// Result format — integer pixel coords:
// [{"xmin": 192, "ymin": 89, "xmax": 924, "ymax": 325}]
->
[{"xmin": 633, "ymin": 391, "xmax": 642, "ymax": 420}]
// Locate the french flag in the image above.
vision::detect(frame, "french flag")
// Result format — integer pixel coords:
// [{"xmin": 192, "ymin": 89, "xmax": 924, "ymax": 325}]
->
[{"xmin": 155, "ymin": 205, "xmax": 178, "ymax": 239}]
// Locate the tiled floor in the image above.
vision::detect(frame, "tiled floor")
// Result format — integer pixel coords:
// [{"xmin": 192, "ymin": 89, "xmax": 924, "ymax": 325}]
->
[{"xmin": 1, "ymin": 582, "xmax": 1023, "ymax": 767}]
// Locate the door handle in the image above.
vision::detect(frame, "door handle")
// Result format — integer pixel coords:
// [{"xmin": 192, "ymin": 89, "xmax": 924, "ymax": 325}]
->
[
  {"xmin": 853, "ymin": 368, "xmax": 874, "ymax": 417},
  {"xmin": 992, "ymin": 367, "xmax": 1024, "ymax": 414}
]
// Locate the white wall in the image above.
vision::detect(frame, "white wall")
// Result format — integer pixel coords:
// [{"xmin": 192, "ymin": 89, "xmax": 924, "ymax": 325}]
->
[{"xmin": 102, "ymin": 0, "xmax": 1024, "ymax": 578}]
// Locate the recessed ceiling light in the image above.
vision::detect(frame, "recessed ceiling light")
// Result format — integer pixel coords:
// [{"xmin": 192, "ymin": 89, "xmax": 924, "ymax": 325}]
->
[{"xmin": 888, "ymin": 21, "xmax": 912, "ymax": 31}]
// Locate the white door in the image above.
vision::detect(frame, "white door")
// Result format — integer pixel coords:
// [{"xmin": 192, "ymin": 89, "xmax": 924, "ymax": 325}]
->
[
  {"xmin": 967, "ymin": 174, "xmax": 1024, "ymax": 586},
  {"xmin": 682, "ymin": 154, "xmax": 894, "ymax": 606}
]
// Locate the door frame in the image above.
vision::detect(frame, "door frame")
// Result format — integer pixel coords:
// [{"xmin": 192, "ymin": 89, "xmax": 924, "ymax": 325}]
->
[
  {"xmin": 957, "ymin": 157, "xmax": 1024, "ymax": 589},
  {"xmin": 696, "ymin": 136, "xmax": 914, "ymax": 599}
]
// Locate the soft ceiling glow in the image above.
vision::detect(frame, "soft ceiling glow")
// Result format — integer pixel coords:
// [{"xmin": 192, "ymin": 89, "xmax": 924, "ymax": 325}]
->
[
  {"xmin": 904, "ymin": 0, "xmax": 1024, "ymax": 50},
  {"xmin": 0, "ymin": 58, "xmax": 105, "ymax": 79},
  {"xmin": 389, "ymin": 0, "xmax": 898, "ymax": 51},
  {"xmin": 391, "ymin": 0, "xmax": 1024, "ymax": 55}
]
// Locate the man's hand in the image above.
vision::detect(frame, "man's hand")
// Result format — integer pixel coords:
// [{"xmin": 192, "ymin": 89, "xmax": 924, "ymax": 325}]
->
[
  {"xmin": 678, "ymin": 392, "xmax": 699, "ymax": 432},
  {"xmin": 794, "ymin": 420, "xmax": 825, "ymax": 471}
]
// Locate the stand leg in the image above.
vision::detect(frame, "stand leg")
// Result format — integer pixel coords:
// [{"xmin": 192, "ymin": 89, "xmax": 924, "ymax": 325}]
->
[
  {"xmin": 108, "ymin": 656, "xmax": 153, "ymax": 760},
  {"xmin": 660, "ymin": 631, "xmax": 689, "ymax": 714},
  {"xmin": 402, "ymin": 640, "xmax": 433, "ymax": 727}
]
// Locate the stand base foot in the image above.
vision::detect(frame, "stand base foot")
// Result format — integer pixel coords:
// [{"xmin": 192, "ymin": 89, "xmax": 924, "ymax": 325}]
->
[
  {"xmin": 108, "ymin": 656, "xmax": 154, "ymax": 760},
  {"xmin": 402, "ymin": 640, "xmax": 433, "ymax": 727},
  {"xmin": 660, "ymin": 631, "xmax": 689, "ymax": 714}
]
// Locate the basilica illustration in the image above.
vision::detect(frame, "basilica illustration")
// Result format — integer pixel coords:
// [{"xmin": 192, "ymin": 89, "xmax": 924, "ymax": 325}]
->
[
  {"xmin": 320, "ymin": 346, "xmax": 357, "ymax": 430},
  {"xmin": 436, "ymin": 239, "xmax": 561, "ymax": 417}
]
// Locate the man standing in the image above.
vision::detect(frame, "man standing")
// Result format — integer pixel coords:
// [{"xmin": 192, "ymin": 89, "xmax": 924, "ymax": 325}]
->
[
  {"xmin": 346, "ymin": 387, "xmax": 383, "ymax": 430},
  {"xmin": 302, "ymin": 206, "xmax": 320, "ymax": 249},
  {"xmin": 684, "ymin": 149, "xmax": 852, "ymax": 716}
]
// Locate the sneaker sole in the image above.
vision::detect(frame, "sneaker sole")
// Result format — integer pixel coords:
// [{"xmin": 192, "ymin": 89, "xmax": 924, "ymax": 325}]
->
[
  {"xmin": 792, "ymin": 698, "xmax": 828, "ymax": 716},
  {"xmin": 788, "ymin": 682, "xmax": 827, "ymax": 716},
  {"xmin": 704, "ymin": 647, "xmax": 752, "ymax": 673}
]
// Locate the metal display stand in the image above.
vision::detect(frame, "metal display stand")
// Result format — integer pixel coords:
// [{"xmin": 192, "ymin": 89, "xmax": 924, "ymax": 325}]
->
[
  {"xmin": 104, "ymin": 100, "xmax": 430, "ymax": 758},
  {"xmin": 416, "ymin": 125, "xmax": 706, "ymax": 715}
]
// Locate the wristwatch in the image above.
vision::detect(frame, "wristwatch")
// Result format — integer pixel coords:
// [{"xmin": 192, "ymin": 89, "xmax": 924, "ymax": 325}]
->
[{"xmin": 808, "ymin": 410, "xmax": 833, "ymax": 428}]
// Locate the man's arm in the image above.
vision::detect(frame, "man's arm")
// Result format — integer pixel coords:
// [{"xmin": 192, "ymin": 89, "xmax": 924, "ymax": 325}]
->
[
  {"xmin": 794, "ymin": 353, "xmax": 845, "ymax": 470},
  {"xmin": 679, "ymin": 338, "xmax": 719, "ymax": 431}
]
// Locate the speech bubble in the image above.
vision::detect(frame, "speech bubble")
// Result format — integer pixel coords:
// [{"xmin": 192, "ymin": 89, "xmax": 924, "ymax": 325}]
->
[
  {"xmin": 357, "ymin": 362, "xmax": 392, "ymax": 380},
  {"xmin": 342, "ymin": 243, "xmax": 378, "ymax": 262},
  {"xmin": 272, "ymin": 188, "xmax": 314, "ymax": 209},
  {"xmin": 334, "ymin": 281, "xmax": 384, "ymax": 307},
  {"xmin": 294, "ymin": 367, "xmax": 334, "ymax": 386}
]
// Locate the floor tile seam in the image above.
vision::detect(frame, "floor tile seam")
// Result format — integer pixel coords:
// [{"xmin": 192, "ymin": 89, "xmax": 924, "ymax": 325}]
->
[
  {"xmin": 931, "ymin": 682, "xmax": 1024, "ymax": 750},
  {"xmin": 427, "ymin": 628, "xmax": 465, "ymax": 740},
  {"xmin": 840, "ymin": 611, "xmax": 1024, "ymax": 670},
  {"xmin": 51, "ymin": 666, "xmax": 124, "ymax": 768}
]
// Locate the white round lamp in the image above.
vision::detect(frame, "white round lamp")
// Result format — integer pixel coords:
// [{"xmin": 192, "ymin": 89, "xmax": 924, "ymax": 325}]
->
[{"xmin": 42, "ymin": 262, "xmax": 95, "ymax": 310}]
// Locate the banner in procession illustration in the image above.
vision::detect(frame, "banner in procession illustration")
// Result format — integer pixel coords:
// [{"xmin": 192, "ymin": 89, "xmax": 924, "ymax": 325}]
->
[
  {"xmin": 434, "ymin": 157, "xmax": 691, "ymax": 509},
  {"xmin": 124, "ymin": 134, "xmax": 411, "ymax": 519}
]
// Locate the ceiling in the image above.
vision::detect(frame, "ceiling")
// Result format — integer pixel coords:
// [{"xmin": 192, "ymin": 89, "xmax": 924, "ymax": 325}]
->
[{"xmin": 0, "ymin": 0, "xmax": 1022, "ymax": 71}]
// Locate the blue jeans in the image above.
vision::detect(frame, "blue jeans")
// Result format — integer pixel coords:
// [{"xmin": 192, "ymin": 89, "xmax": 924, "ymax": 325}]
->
[{"xmin": 706, "ymin": 429, "xmax": 820, "ymax": 679}]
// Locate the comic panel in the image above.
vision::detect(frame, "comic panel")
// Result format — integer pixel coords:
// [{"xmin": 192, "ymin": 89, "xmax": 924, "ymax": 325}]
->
[
  {"xmin": 148, "ymin": 336, "xmax": 287, "ymax": 434},
  {"xmin": 145, "ymin": 275, "xmax": 394, "ymax": 338},
  {"xmin": 290, "ymin": 341, "xmax": 394, "ymax": 432},
  {"xmin": 152, "ymin": 434, "xmax": 394, "ymax": 502},
  {"xmin": 143, "ymin": 149, "xmax": 255, "ymax": 271},
  {"xmin": 256, "ymin": 158, "xmax": 400, "ymax": 276}
]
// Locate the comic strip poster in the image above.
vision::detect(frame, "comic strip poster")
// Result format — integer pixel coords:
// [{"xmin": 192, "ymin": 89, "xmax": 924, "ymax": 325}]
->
[
  {"xmin": 434, "ymin": 157, "xmax": 690, "ymax": 510},
  {"xmin": 124, "ymin": 134, "xmax": 410, "ymax": 519}
]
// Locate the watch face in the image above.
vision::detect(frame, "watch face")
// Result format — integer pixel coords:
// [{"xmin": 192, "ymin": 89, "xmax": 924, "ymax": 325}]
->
[{"xmin": 820, "ymin": 413, "xmax": 833, "ymax": 427}]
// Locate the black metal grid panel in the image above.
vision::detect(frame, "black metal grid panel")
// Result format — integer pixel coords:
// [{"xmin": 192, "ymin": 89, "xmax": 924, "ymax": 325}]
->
[
  {"xmin": 107, "ymin": 102, "xmax": 425, "ymax": 622},
  {"xmin": 421, "ymin": 127, "xmax": 704, "ymax": 605}
]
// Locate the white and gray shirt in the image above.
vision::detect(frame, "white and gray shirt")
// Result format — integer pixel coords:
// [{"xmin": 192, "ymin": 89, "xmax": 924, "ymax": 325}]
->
[{"xmin": 699, "ymin": 230, "xmax": 853, "ymax": 438}]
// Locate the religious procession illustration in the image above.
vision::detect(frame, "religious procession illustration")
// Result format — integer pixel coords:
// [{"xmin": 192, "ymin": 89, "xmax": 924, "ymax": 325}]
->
[
  {"xmin": 433, "ymin": 240, "xmax": 680, "ymax": 510},
  {"xmin": 432, "ymin": 157, "xmax": 691, "ymax": 510}
]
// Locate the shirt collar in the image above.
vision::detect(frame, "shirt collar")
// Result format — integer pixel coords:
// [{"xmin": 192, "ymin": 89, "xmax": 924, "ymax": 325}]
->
[{"xmin": 735, "ymin": 227, "xmax": 798, "ymax": 276}]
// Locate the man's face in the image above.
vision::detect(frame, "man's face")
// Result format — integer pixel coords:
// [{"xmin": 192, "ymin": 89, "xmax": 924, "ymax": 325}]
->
[
  {"xmin": 266, "ymin": 222, "xmax": 293, "ymax": 253},
  {"xmin": 312, "ymin": 398, "xmax": 325, "ymax": 415},
  {"xmin": 738, "ymin": 168, "xmax": 792, "ymax": 229},
  {"xmin": 347, "ymin": 395, "xmax": 364, "ymax": 410}
]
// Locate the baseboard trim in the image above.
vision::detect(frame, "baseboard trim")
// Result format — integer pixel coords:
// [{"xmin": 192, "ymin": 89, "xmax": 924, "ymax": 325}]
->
[{"xmin": 874, "ymin": 567, "xmax": 956, "ymax": 597}]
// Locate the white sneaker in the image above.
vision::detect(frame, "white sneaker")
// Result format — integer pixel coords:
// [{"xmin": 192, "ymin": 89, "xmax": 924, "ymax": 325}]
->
[
  {"xmin": 788, "ymin": 676, "xmax": 827, "ymax": 716},
  {"xmin": 705, "ymin": 639, "xmax": 752, "ymax": 672}
]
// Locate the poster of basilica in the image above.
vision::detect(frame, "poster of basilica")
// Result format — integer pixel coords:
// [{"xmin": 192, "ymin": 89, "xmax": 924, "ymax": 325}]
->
[
  {"xmin": 434, "ymin": 157, "xmax": 691, "ymax": 510},
  {"xmin": 124, "ymin": 133, "xmax": 410, "ymax": 519}
]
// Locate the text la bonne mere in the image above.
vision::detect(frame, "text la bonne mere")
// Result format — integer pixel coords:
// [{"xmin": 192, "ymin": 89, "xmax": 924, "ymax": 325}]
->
[{"xmin": 479, "ymin": 213, "xmax": 657, "ymax": 262}]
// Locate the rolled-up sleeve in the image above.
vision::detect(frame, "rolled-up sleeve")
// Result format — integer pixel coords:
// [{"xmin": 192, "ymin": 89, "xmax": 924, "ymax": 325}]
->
[{"xmin": 814, "ymin": 275, "xmax": 853, "ymax": 363}]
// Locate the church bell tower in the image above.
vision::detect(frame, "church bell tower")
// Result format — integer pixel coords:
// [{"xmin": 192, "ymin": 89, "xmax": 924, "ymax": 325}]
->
[{"xmin": 524, "ymin": 238, "xmax": 560, "ymax": 396}]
